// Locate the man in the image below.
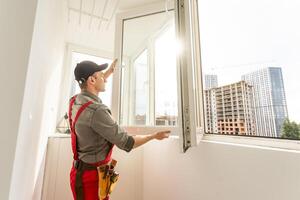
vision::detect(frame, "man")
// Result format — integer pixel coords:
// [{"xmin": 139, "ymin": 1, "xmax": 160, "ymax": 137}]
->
[{"xmin": 69, "ymin": 59, "xmax": 170, "ymax": 200}]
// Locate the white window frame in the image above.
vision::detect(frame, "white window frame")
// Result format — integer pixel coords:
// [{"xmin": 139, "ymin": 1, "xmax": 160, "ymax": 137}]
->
[
  {"xmin": 175, "ymin": 0, "xmax": 205, "ymax": 151},
  {"xmin": 113, "ymin": 0, "xmax": 204, "ymax": 152},
  {"xmin": 191, "ymin": 0, "xmax": 300, "ymax": 152},
  {"xmin": 113, "ymin": 2, "xmax": 183, "ymax": 143}
]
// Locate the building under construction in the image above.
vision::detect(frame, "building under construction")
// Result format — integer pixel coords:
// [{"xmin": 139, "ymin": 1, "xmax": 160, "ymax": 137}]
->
[{"xmin": 205, "ymin": 81, "xmax": 256, "ymax": 136}]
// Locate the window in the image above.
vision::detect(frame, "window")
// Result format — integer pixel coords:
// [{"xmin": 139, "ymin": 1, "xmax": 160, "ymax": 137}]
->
[
  {"xmin": 133, "ymin": 49, "xmax": 148, "ymax": 125},
  {"xmin": 113, "ymin": 1, "xmax": 207, "ymax": 151},
  {"xmin": 197, "ymin": 0, "xmax": 300, "ymax": 140},
  {"xmin": 154, "ymin": 24, "xmax": 178, "ymax": 126},
  {"xmin": 118, "ymin": 10, "xmax": 178, "ymax": 127}
]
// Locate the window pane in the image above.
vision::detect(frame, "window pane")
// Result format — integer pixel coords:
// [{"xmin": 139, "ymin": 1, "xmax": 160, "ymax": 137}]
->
[
  {"xmin": 71, "ymin": 52, "xmax": 112, "ymax": 108},
  {"xmin": 198, "ymin": 0, "xmax": 299, "ymax": 139},
  {"xmin": 154, "ymin": 24, "xmax": 178, "ymax": 126},
  {"xmin": 134, "ymin": 50, "xmax": 148, "ymax": 125},
  {"xmin": 121, "ymin": 11, "xmax": 177, "ymax": 126}
]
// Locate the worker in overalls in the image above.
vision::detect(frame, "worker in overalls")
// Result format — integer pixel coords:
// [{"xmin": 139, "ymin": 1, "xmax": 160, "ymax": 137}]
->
[{"xmin": 69, "ymin": 59, "xmax": 170, "ymax": 200}]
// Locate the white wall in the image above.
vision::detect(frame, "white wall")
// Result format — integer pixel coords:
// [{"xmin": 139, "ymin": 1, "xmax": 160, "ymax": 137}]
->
[
  {"xmin": 143, "ymin": 138, "xmax": 300, "ymax": 200},
  {"xmin": 42, "ymin": 136, "xmax": 300, "ymax": 200},
  {"xmin": 7, "ymin": 0, "xmax": 67, "ymax": 199},
  {"xmin": 0, "ymin": 1, "xmax": 38, "ymax": 199}
]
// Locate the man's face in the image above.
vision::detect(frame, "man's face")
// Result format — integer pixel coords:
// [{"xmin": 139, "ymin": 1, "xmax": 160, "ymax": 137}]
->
[{"xmin": 92, "ymin": 71, "xmax": 107, "ymax": 92}]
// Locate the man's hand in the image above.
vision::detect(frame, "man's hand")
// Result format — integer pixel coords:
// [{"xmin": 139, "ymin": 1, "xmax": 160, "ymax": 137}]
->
[
  {"xmin": 104, "ymin": 58, "xmax": 118, "ymax": 79},
  {"xmin": 153, "ymin": 130, "xmax": 170, "ymax": 140},
  {"xmin": 132, "ymin": 130, "xmax": 171, "ymax": 149}
]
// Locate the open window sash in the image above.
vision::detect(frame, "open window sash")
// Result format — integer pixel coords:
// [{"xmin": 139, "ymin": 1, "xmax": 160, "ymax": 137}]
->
[
  {"xmin": 175, "ymin": 0, "xmax": 205, "ymax": 151},
  {"xmin": 113, "ymin": 0, "xmax": 203, "ymax": 152}
]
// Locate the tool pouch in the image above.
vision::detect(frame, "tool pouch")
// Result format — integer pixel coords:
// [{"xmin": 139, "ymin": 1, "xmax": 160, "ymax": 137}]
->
[{"xmin": 98, "ymin": 159, "xmax": 119, "ymax": 200}]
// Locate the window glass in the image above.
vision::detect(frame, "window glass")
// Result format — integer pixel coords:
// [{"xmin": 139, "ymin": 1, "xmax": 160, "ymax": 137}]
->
[
  {"xmin": 121, "ymin": 11, "xmax": 177, "ymax": 127},
  {"xmin": 133, "ymin": 49, "xmax": 148, "ymax": 125},
  {"xmin": 154, "ymin": 24, "xmax": 178, "ymax": 126},
  {"xmin": 198, "ymin": 0, "xmax": 300, "ymax": 139}
]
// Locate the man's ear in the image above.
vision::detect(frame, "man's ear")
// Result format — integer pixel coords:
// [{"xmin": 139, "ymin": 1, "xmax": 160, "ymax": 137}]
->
[
  {"xmin": 86, "ymin": 76, "xmax": 94, "ymax": 85},
  {"xmin": 89, "ymin": 76, "xmax": 96, "ymax": 83}
]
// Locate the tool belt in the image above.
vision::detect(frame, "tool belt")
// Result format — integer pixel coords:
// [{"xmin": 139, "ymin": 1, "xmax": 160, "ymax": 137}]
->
[
  {"xmin": 98, "ymin": 159, "xmax": 119, "ymax": 200},
  {"xmin": 73, "ymin": 159, "xmax": 119, "ymax": 200}
]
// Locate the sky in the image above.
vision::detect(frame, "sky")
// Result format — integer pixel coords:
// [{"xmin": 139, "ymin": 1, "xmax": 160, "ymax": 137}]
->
[{"xmin": 198, "ymin": 0, "xmax": 300, "ymax": 122}]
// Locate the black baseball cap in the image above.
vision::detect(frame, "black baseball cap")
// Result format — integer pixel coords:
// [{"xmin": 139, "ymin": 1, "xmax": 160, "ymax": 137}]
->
[{"xmin": 74, "ymin": 61, "xmax": 108, "ymax": 84}]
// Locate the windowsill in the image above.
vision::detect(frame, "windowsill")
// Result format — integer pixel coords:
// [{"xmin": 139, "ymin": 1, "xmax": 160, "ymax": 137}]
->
[
  {"xmin": 201, "ymin": 133, "xmax": 300, "ymax": 153},
  {"xmin": 49, "ymin": 132, "xmax": 300, "ymax": 153}
]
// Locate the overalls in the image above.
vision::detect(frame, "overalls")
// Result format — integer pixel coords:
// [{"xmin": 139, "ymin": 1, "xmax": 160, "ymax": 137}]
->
[{"xmin": 69, "ymin": 96, "xmax": 113, "ymax": 200}]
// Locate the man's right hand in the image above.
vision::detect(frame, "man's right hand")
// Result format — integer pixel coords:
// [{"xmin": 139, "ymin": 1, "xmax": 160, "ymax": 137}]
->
[
  {"xmin": 153, "ymin": 131, "xmax": 170, "ymax": 140},
  {"xmin": 132, "ymin": 130, "xmax": 171, "ymax": 149}
]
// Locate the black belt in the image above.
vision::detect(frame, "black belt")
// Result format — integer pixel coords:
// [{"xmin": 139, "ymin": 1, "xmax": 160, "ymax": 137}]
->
[{"xmin": 73, "ymin": 160, "xmax": 98, "ymax": 200}]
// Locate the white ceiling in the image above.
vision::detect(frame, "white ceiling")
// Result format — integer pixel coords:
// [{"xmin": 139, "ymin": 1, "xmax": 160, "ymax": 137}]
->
[
  {"xmin": 123, "ymin": 11, "xmax": 174, "ymax": 56},
  {"xmin": 66, "ymin": 0, "xmax": 168, "ymax": 54},
  {"xmin": 67, "ymin": 0, "xmax": 164, "ymax": 31}
]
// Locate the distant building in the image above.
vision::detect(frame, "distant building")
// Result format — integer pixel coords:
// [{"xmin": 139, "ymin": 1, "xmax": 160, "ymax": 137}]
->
[
  {"xmin": 204, "ymin": 74, "xmax": 218, "ymax": 90},
  {"xmin": 155, "ymin": 115, "xmax": 177, "ymax": 126},
  {"xmin": 242, "ymin": 67, "xmax": 288, "ymax": 137},
  {"xmin": 204, "ymin": 89, "xmax": 218, "ymax": 133},
  {"xmin": 205, "ymin": 81, "xmax": 255, "ymax": 135}
]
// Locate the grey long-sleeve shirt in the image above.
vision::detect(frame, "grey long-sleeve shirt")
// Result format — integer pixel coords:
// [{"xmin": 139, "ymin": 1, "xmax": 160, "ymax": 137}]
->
[{"xmin": 70, "ymin": 90, "xmax": 134, "ymax": 164}]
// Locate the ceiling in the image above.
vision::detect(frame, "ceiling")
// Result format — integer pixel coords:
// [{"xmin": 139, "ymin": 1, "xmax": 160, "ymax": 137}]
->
[
  {"xmin": 123, "ymin": 10, "xmax": 174, "ymax": 56},
  {"xmin": 66, "ymin": 0, "xmax": 169, "ymax": 54},
  {"xmin": 67, "ymin": 0, "xmax": 164, "ymax": 31}
]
